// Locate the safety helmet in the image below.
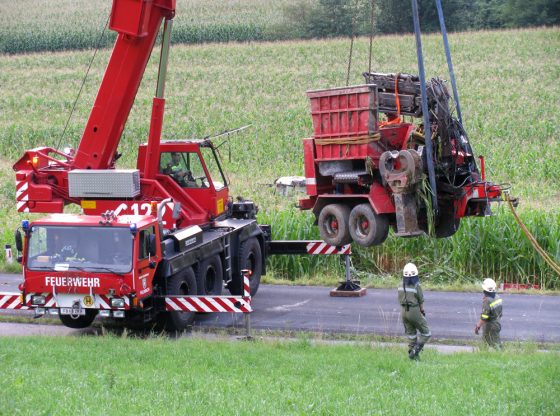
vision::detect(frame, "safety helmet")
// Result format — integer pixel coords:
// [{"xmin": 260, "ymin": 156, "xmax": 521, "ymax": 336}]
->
[
  {"xmin": 403, "ymin": 263, "xmax": 418, "ymax": 277},
  {"xmin": 481, "ymin": 278, "xmax": 497, "ymax": 292}
]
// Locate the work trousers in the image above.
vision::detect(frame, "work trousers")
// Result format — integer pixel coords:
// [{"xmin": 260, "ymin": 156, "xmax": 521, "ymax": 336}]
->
[
  {"xmin": 483, "ymin": 321, "xmax": 502, "ymax": 348},
  {"xmin": 401, "ymin": 306, "xmax": 431, "ymax": 349}
]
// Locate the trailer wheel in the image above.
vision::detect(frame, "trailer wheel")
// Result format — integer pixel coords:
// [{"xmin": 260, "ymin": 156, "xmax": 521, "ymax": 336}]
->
[
  {"xmin": 435, "ymin": 200, "xmax": 461, "ymax": 238},
  {"xmin": 349, "ymin": 203, "xmax": 389, "ymax": 247},
  {"xmin": 196, "ymin": 255, "xmax": 223, "ymax": 296},
  {"xmin": 59, "ymin": 309, "xmax": 98, "ymax": 329},
  {"xmin": 165, "ymin": 267, "xmax": 197, "ymax": 331},
  {"xmin": 230, "ymin": 237, "xmax": 262, "ymax": 297},
  {"xmin": 318, "ymin": 204, "xmax": 352, "ymax": 246}
]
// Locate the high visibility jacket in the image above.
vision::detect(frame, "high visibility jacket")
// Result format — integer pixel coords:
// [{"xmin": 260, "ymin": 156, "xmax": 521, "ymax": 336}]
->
[
  {"xmin": 398, "ymin": 282, "xmax": 424, "ymax": 307},
  {"xmin": 481, "ymin": 295, "xmax": 503, "ymax": 322}
]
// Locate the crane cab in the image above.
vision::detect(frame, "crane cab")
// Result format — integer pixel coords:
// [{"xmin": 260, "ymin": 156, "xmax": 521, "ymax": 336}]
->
[{"xmin": 136, "ymin": 139, "xmax": 230, "ymax": 225}]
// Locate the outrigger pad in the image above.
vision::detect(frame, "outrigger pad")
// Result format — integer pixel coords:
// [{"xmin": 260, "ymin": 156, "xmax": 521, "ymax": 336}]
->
[{"xmin": 330, "ymin": 281, "xmax": 367, "ymax": 297}]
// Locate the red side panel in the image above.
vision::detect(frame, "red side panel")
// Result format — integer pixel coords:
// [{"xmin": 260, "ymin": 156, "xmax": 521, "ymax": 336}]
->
[
  {"xmin": 307, "ymin": 85, "xmax": 378, "ymax": 139},
  {"xmin": 303, "ymin": 138, "xmax": 317, "ymax": 196}
]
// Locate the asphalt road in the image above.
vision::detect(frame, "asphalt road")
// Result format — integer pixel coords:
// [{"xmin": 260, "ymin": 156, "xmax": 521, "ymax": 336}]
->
[{"xmin": 2, "ymin": 273, "xmax": 559, "ymax": 342}]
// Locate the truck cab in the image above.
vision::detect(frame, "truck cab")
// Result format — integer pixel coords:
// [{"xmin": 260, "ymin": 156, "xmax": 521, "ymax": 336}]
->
[{"xmin": 18, "ymin": 213, "xmax": 162, "ymax": 328}]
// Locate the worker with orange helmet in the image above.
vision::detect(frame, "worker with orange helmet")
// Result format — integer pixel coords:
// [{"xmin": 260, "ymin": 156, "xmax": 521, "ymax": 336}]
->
[
  {"xmin": 398, "ymin": 262, "xmax": 431, "ymax": 360},
  {"xmin": 475, "ymin": 278, "xmax": 503, "ymax": 348}
]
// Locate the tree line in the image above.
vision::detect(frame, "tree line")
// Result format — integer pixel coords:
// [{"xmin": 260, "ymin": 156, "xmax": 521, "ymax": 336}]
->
[{"xmin": 282, "ymin": 0, "xmax": 560, "ymax": 38}]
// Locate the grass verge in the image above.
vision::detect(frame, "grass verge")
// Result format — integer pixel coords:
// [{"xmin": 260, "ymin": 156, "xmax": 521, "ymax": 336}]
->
[{"xmin": 0, "ymin": 335, "xmax": 558, "ymax": 415}]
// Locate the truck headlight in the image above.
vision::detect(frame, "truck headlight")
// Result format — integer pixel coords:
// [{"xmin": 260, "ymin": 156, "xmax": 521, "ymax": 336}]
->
[
  {"xmin": 31, "ymin": 295, "xmax": 46, "ymax": 305},
  {"xmin": 111, "ymin": 298, "xmax": 125, "ymax": 308}
]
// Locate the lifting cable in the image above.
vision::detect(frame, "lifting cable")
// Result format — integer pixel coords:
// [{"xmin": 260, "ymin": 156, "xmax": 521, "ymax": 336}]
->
[
  {"xmin": 505, "ymin": 194, "xmax": 560, "ymax": 277},
  {"xmin": 367, "ymin": 0, "xmax": 376, "ymax": 74},
  {"xmin": 346, "ymin": 36, "xmax": 354, "ymax": 86},
  {"xmin": 57, "ymin": 14, "xmax": 110, "ymax": 152}
]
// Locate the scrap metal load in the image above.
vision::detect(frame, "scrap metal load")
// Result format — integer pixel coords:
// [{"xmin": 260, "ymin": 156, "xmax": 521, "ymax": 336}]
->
[{"xmin": 298, "ymin": 72, "xmax": 505, "ymax": 247}]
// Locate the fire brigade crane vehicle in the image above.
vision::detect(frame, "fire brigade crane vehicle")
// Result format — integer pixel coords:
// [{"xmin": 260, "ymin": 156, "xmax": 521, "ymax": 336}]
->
[{"xmin": 7, "ymin": 0, "xmax": 353, "ymax": 330}]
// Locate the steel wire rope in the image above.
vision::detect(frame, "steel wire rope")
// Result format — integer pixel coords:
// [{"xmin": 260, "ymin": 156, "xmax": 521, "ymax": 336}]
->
[
  {"xmin": 367, "ymin": 0, "xmax": 376, "ymax": 74},
  {"xmin": 57, "ymin": 15, "xmax": 110, "ymax": 153},
  {"xmin": 346, "ymin": 36, "xmax": 354, "ymax": 87}
]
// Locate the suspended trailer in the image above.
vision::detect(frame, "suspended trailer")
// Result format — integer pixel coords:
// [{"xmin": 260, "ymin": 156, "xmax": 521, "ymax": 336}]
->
[{"xmin": 298, "ymin": 0, "xmax": 514, "ymax": 247}]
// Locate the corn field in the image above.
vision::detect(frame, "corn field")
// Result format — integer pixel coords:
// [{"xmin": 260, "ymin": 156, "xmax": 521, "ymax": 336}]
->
[
  {"xmin": 0, "ymin": 23, "xmax": 558, "ymax": 286},
  {"xmin": 0, "ymin": 0, "xmax": 309, "ymax": 54}
]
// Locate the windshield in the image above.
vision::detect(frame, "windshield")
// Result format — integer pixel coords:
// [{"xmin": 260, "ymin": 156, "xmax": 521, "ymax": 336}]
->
[
  {"xmin": 159, "ymin": 150, "xmax": 227, "ymax": 190},
  {"xmin": 201, "ymin": 147, "xmax": 227, "ymax": 190},
  {"xmin": 27, "ymin": 226, "xmax": 133, "ymax": 273}
]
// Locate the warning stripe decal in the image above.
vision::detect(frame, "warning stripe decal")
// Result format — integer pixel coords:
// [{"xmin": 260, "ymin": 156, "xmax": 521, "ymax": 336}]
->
[
  {"xmin": 306, "ymin": 242, "xmax": 351, "ymax": 255},
  {"xmin": 0, "ymin": 292, "xmax": 30, "ymax": 310},
  {"xmin": 0, "ymin": 292, "xmax": 132, "ymax": 311},
  {"xmin": 15, "ymin": 179, "xmax": 30, "ymax": 212},
  {"xmin": 165, "ymin": 296, "xmax": 252, "ymax": 313}
]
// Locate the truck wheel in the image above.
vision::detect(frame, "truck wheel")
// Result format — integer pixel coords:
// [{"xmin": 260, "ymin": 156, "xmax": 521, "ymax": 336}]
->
[
  {"xmin": 318, "ymin": 204, "xmax": 352, "ymax": 246},
  {"xmin": 230, "ymin": 237, "xmax": 262, "ymax": 297},
  {"xmin": 435, "ymin": 200, "xmax": 461, "ymax": 238},
  {"xmin": 59, "ymin": 309, "xmax": 98, "ymax": 329},
  {"xmin": 349, "ymin": 203, "xmax": 389, "ymax": 247},
  {"xmin": 196, "ymin": 255, "xmax": 223, "ymax": 296},
  {"xmin": 166, "ymin": 267, "xmax": 197, "ymax": 331}
]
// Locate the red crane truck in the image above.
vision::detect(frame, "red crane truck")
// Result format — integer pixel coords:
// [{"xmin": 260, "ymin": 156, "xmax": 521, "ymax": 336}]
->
[{"xmin": 5, "ymin": 0, "xmax": 355, "ymax": 330}]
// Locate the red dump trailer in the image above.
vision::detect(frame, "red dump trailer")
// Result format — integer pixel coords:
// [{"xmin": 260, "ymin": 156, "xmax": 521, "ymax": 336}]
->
[{"xmin": 299, "ymin": 73, "xmax": 505, "ymax": 247}]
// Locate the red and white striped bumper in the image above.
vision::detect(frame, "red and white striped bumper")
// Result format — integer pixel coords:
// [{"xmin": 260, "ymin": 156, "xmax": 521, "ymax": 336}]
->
[
  {"xmin": 165, "ymin": 271, "xmax": 252, "ymax": 313},
  {"xmin": 0, "ymin": 292, "xmax": 130, "ymax": 311},
  {"xmin": 0, "ymin": 292, "xmax": 30, "ymax": 310},
  {"xmin": 165, "ymin": 296, "xmax": 252, "ymax": 313}
]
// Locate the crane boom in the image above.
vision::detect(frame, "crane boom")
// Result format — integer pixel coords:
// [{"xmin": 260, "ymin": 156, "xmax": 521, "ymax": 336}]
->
[{"xmin": 73, "ymin": 0, "xmax": 176, "ymax": 170}]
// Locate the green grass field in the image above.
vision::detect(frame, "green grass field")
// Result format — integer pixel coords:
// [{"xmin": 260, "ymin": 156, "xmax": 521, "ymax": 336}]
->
[
  {"xmin": 0, "ymin": 27, "xmax": 558, "ymax": 286},
  {"xmin": 0, "ymin": 336, "xmax": 558, "ymax": 415}
]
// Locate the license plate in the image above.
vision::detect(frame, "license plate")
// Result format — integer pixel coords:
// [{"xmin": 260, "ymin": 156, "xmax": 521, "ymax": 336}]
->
[{"xmin": 60, "ymin": 307, "xmax": 86, "ymax": 316}]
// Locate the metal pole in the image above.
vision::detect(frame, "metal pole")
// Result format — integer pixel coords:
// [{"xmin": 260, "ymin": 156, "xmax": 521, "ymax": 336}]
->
[
  {"xmin": 435, "ymin": 0, "xmax": 463, "ymax": 125},
  {"xmin": 155, "ymin": 19, "xmax": 173, "ymax": 99},
  {"xmin": 244, "ymin": 313, "xmax": 252, "ymax": 339},
  {"xmin": 411, "ymin": 0, "xmax": 438, "ymax": 213},
  {"xmin": 345, "ymin": 254, "xmax": 351, "ymax": 283}
]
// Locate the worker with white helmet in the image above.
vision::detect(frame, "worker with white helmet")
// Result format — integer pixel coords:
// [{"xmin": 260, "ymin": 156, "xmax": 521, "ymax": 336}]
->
[
  {"xmin": 398, "ymin": 262, "xmax": 431, "ymax": 360},
  {"xmin": 475, "ymin": 278, "xmax": 503, "ymax": 348}
]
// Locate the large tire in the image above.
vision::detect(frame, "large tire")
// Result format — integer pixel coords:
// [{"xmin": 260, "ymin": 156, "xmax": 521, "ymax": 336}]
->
[
  {"xmin": 229, "ymin": 237, "xmax": 263, "ymax": 297},
  {"xmin": 435, "ymin": 200, "xmax": 461, "ymax": 238},
  {"xmin": 59, "ymin": 309, "xmax": 97, "ymax": 329},
  {"xmin": 165, "ymin": 267, "xmax": 197, "ymax": 331},
  {"xmin": 196, "ymin": 255, "xmax": 223, "ymax": 296},
  {"xmin": 349, "ymin": 203, "xmax": 389, "ymax": 247},
  {"xmin": 318, "ymin": 204, "xmax": 352, "ymax": 246}
]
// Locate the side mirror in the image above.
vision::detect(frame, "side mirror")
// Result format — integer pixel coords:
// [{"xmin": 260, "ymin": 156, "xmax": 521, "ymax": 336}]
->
[
  {"xmin": 148, "ymin": 234, "xmax": 157, "ymax": 257},
  {"xmin": 15, "ymin": 229, "xmax": 23, "ymax": 252},
  {"xmin": 172, "ymin": 202, "xmax": 181, "ymax": 219}
]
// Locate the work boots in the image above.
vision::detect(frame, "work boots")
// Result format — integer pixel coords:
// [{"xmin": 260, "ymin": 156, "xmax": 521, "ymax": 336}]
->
[{"xmin": 408, "ymin": 343, "xmax": 424, "ymax": 360}]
